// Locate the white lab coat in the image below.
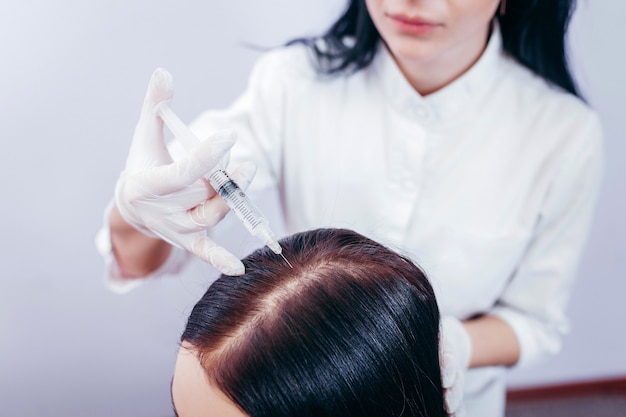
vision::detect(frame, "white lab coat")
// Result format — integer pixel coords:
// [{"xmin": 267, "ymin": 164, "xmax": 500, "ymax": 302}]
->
[{"xmin": 97, "ymin": 27, "xmax": 603, "ymax": 416}]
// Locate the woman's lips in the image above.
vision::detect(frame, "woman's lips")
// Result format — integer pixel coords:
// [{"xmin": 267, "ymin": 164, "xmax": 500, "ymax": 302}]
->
[{"xmin": 388, "ymin": 14, "xmax": 442, "ymax": 35}]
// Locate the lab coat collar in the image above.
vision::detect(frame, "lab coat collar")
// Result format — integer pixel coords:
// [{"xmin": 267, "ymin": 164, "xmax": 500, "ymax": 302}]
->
[{"xmin": 371, "ymin": 22, "xmax": 504, "ymax": 122}]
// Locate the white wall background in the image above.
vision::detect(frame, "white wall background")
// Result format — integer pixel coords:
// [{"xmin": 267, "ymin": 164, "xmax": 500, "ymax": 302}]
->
[{"xmin": 0, "ymin": 1, "xmax": 622, "ymax": 416}]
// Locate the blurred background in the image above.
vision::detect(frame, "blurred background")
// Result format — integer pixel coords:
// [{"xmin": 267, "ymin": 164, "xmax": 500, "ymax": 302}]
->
[{"xmin": 0, "ymin": 1, "xmax": 623, "ymax": 416}]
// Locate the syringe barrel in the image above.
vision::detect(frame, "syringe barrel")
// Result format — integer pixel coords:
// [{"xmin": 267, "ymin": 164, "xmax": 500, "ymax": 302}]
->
[{"xmin": 208, "ymin": 169, "xmax": 280, "ymax": 253}]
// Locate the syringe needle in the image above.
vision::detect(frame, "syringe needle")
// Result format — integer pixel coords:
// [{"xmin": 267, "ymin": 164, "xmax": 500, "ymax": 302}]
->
[{"xmin": 280, "ymin": 253, "xmax": 293, "ymax": 269}]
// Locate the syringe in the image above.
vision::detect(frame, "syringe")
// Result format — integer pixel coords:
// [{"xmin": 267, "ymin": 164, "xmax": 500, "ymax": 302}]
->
[{"xmin": 154, "ymin": 101, "xmax": 290, "ymax": 264}]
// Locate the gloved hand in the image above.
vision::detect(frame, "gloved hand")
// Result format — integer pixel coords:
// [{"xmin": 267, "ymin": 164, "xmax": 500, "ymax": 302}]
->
[
  {"xmin": 114, "ymin": 68, "xmax": 255, "ymax": 276},
  {"xmin": 440, "ymin": 316, "xmax": 472, "ymax": 417}
]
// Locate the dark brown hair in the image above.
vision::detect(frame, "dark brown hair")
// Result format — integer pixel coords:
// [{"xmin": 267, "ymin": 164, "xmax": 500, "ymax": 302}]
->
[{"xmin": 182, "ymin": 228, "xmax": 446, "ymax": 417}]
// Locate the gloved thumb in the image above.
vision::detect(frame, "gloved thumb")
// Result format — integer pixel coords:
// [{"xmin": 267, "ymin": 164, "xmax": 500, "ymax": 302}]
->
[{"xmin": 441, "ymin": 316, "xmax": 472, "ymax": 373}]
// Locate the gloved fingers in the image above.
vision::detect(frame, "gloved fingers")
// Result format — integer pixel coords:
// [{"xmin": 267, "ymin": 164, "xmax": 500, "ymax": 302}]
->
[
  {"xmin": 121, "ymin": 172, "xmax": 210, "ymax": 208},
  {"xmin": 114, "ymin": 174, "xmax": 157, "ymax": 236},
  {"xmin": 219, "ymin": 145, "xmax": 231, "ymax": 170},
  {"xmin": 152, "ymin": 192, "xmax": 229, "ymax": 234},
  {"xmin": 186, "ymin": 161, "xmax": 257, "ymax": 229},
  {"xmin": 204, "ymin": 178, "xmax": 219, "ymax": 200},
  {"xmin": 149, "ymin": 227, "xmax": 241, "ymax": 276},
  {"xmin": 200, "ymin": 129, "xmax": 234, "ymax": 169},
  {"xmin": 440, "ymin": 351, "xmax": 458, "ymax": 389},
  {"xmin": 174, "ymin": 178, "xmax": 214, "ymax": 208},
  {"xmin": 439, "ymin": 316, "xmax": 470, "ymax": 417},
  {"xmin": 444, "ymin": 369, "xmax": 464, "ymax": 415},
  {"xmin": 186, "ymin": 234, "xmax": 245, "ymax": 276},
  {"xmin": 188, "ymin": 195, "xmax": 231, "ymax": 229},
  {"xmin": 449, "ymin": 404, "xmax": 466, "ymax": 417},
  {"xmin": 179, "ymin": 161, "xmax": 257, "ymax": 230},
  {"xmin": 136, "ymin": 131, "xmax": 236, "ymax": 197},
  {"xmin": 440, "ymin": 316, "xmax": 472, "ymax": 370},
  {"xmin": 228, "ymin": 161, "xmax": 257, "ymax": 191}
]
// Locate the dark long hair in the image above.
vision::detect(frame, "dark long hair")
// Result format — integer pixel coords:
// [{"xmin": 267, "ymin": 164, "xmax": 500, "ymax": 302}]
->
[
  {"xmin": 289, "ymin": 0, "xmax": 582, "ymax": 97},
  {"xmin": 182, "ymin": 228, "xmax": 446, "ymax": 417}
]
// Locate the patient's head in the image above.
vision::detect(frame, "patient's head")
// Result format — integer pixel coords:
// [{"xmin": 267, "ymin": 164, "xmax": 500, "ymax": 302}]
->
[{"xmin": 172, "ymin": 228, "xmax": 446, "ymax": 417}]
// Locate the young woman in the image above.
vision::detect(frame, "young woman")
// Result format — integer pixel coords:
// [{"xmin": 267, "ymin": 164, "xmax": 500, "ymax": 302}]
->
[
  {"xmin": 101, "ymin": 1, "xmax": 603, "ymax": 415},
  {"xmin": 172, "ymin": 228, "xmax": 446, "ymax": 417}
]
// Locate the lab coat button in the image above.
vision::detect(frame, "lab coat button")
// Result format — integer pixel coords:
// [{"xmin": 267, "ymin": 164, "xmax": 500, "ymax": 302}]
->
[{"xmin": 416, "ymin": 106, "xmax": 430, "ymax": 119}]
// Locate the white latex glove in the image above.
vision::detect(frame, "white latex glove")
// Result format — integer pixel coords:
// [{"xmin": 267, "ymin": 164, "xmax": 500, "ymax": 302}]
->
[
  {"xmin": 114, "ymin": 68, "xmax": 255, "ymax": 276},
  {"xmin": 440, "ymin": 316, "xmax": 472, "ymax": 417}
]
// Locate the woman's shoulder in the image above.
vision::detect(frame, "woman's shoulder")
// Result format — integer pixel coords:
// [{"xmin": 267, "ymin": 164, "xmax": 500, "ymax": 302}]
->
[
  {"xmin": 497, "ymin": 56, "xmax": 603, "ymax": 162},
  {"xmin": 248, "ymin": 43, "xmax": 320, "ymax": 85},
  {"xmin": 500, "ymin": 56, "xmax": 599, "ymax": 127}
]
